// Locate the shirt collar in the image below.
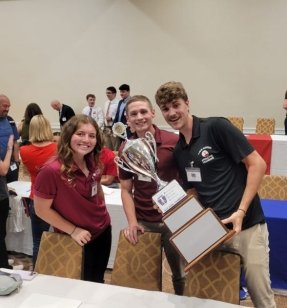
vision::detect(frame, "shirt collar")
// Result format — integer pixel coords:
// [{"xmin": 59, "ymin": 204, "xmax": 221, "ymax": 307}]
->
[
  {"xmin": 72, "ymin": 152, "xmax": 96, "ymax": 173},
  {"xmin": 122, "ymin": 96, "xmax": 130, "ymax": 104},
  {"xmin": 178, "ymin": 115, "xmax": 200, "ymax": 146},
  {"xmin": 132, "ymin": 124, "xmax": 162, "ymax": 145}
]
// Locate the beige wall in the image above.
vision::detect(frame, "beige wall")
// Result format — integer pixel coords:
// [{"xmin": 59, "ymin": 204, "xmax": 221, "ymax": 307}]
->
[{"xmin": 0, "ymin": 0, "xmax": 286, "ymax": 133}]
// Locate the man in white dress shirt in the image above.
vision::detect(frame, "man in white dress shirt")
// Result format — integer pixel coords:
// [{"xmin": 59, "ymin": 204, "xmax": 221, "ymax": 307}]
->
[
  {"xmin": 82, "ymin": 94, "xmax": 104, "ymax": 129},
  {"xmin": 103, "ymin": 86, "xmax": 120, "ymax": 150}
]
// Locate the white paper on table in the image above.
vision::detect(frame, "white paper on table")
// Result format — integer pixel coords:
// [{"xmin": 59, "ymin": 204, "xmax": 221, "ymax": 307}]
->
[
  {"xmin": 7, "ymin": 181, "xmax": 31, "ymax": 198},
  {"xmin": 102, "ymin": 185, "xmax": 115, "ymax": 195},
  {"xmin": 0, "ymin": 268, "xmax": 37, "ymax": 281},
  {"xmin": 19, "ymin": 293, "xmax": 82, "ymax": 308}
]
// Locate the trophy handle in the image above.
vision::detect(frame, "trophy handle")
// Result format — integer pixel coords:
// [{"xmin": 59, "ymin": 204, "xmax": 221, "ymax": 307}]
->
[
  {"xmin": 114, "ymin": 156, "xmax": 138, "ymax": 175},
  {"xmin": 144, "ymin": 131, "xmax": 159, "ymax": 162},
  {"xmin": 115, "ymin": 154, "xmax": 167, "ymax": 190}
]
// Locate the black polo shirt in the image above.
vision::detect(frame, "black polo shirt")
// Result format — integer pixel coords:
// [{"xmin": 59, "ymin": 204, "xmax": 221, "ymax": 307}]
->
[{"xmin": 174, "ymin": 116, "xmax": 265, "ymax": 230}]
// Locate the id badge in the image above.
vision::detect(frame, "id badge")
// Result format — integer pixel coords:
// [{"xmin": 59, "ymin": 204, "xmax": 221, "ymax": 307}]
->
[
  {"xmin": 138, "ymin": 174, "xmax": 151, "ymax": 182},
  {"xmin": 91, "ymin": 182, "xmax": 97, "ymax": 197},
  {"xmin": 186, "ymin": 167, "xmax": 202, "ymax": 182},
  {"xmin": 10, "ymin": 162, "xmax": 17, "ymax": 171}
]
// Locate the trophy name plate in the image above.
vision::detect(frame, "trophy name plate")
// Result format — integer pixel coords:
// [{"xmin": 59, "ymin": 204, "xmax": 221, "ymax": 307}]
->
[{"xmin": 152, "ymin": 179, "xmax": 187, "ymax": 214}]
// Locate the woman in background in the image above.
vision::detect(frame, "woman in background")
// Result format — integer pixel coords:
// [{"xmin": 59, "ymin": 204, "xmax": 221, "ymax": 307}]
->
[
  {"xmin": 20, "ymin": 115, "xmax": 57, "ymax": 266},
  {"xmin": 34, "ymin": 115, "xmax": 111, "ymax": 283},
  {"xmin": 18, "ymin": 103, "xmax": 43, "ymax": 145},
  {"xmin": 100, "ymin": 146, "xmax": 119, "ymax": 188}
]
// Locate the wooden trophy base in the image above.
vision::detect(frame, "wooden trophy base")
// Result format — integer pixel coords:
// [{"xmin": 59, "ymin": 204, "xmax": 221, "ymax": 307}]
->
[
  {"xmin": 169, "ymin": 207, "xmax": 235, "ymax": 272},
  {"xmin": 152, "ymin": 180, "xmax": 235, "ymax": 271}
]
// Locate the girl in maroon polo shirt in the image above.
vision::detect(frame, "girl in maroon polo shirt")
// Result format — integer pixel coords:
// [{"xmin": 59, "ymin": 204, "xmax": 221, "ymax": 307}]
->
[{"xmin": 34, "ymin": 115, "xmax": 111, "ymax": 283}]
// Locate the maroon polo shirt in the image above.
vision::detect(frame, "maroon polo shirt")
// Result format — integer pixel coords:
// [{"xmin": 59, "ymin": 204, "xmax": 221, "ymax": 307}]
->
[
  {"xmin": 119, "ymin": 125, "xmax": 179, "ymax": 222},
  {"xmin": 34, "ymin": 154, "xmax": 111, "ymax": 239}
]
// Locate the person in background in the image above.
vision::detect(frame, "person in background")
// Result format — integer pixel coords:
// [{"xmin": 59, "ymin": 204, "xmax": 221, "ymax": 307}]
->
[
  {"xmin": 50, "ymin": 100, "xmax": 75, "ymax": 129},
  {"xmin": 155, "ymin": 81, "xmax": 276, "ymax": 308},
  {"xmin": 17, "ymin": 103, "xmax": 43, "ymax": 146},
  {"xmin": 82, "ymin": 94, "xmax": 104, "ymax": 130},
  {"xmin": 113, "ymin": 84, "xmax": 132, "ymax": 141},
  {"xmin": 100, "ymin": 146, "xmax": 119, "ymax": 188},
  {"xmin": 20, "ymin": 115, "xmax": 57, "ymax": 266},
  {"xmin": 283, "ymin": 90, "xmax": 287, "ymax": 135},
  {"xmin": 103, "ymin": 86, "xmax": 120, "ymax": 151},
  {"xmin": 119, "ymin": 95, "xmax": 186, "ymax": 295},
  {"xmin": 52, "ymin": 131, "xmax": 61, "ymax": 143},
  {"xmin": 0, "ymin": 135, "xmax": 15, "ymax": 269},
  {"xmin": 34, "ymin": 115, "xmax": 111, "ymax": 283},
  {"xmin": 0, "ymin": 95, "xmax": 20, "ymax": 183}
]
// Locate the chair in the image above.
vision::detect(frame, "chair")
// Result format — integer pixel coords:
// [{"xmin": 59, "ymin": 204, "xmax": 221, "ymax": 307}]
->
[
  {"xmin": 258, "ymin": 175, "xmax": 287, "ymax": 200},
  {"xmin": 34, "ymin": 231, "xmax": 83, "ymax": 279},
  {"xmin": 184, "ymin": 251, "xmax": 241, "ymax": 305},
  {"xmin": 255, "ymin": 118, "xmax": 275, "ymax": 134},
  {"xmin": 227, "ymin": 117, "xmax": 244, "ymax": 132},
  {"xmin": 111, "ymin": 230, "xmax": 162, "ymax": 291}
]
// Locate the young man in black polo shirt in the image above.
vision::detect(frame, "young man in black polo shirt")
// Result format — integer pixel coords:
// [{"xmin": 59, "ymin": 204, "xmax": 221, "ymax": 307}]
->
[{"xmin": 155, "ymin": 81, "xmax": 275, "ymax": 308}]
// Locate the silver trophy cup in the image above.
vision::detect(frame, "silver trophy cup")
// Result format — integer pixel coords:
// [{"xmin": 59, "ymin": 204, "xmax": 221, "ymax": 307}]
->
[{"xmin": 113, "ymin": 122, "xmax": 167, "ymax": 190}]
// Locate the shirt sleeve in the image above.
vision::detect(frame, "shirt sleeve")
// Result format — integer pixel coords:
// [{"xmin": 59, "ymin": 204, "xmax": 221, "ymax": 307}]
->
[
  {"xmin": 34, "ymin": 164, "xmax": 58, "ymax": 199},
  {"xmin": 8, "ymin": 117, "xmax": 19, "ymax": 140},
  {"xmin": 96, "ymin": 108, "xmax": 104, "ymax": 129},
  {"xmin": 212, "ymin": 118, "xmax": 254, "ymax": 163},
  {"xmin": 67, "ymin": 106, "xmax": 75, "ymax": 118},
  {"xmin": 82, "ymin": 107, "xmax": 88, "ymax": 115}
]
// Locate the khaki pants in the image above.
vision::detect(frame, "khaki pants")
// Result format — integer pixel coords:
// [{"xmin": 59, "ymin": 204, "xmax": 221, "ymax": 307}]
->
[{"xmin": 221, "ymin": 223, "xmax": 276, "ymax": 308}]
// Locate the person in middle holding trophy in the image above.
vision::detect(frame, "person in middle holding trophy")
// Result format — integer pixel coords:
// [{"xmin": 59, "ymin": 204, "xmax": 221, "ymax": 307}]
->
[{"xmin": 119, "ymin": 95, "xmax": 186, "ymax": 295}]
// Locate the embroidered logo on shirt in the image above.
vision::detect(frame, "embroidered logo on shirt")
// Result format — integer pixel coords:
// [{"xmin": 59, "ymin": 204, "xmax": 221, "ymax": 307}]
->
[
  {"xmin": 201, "ymin": 150, "xmax": 209, "ymax": 158},
  {"xmin": 199, "ymin": 146, "xmax": 214, "ymax": 164}
]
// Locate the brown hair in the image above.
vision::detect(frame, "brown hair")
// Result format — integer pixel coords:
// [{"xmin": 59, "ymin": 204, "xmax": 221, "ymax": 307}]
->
[
  {"xmin": 155, "ymin": 81, "xmax": 188, "ymax": 108},
  {"xmin": 57, "ymin": 114, "xmax": 103, "ymax": 179},
  {"xmin": 23, "ymin": 103, "xmax": 43, "ymax": 124},
  {"xmin": 86, "ymin": 94, "xmax": 96, "ymax": 100}
]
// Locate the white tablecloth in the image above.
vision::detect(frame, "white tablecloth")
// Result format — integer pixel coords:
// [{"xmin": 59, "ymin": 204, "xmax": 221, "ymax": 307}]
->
[
  {"xmin": 1, "ymin": 274, "xmax": 245, "ymax": 308},
  {"xmin": 270, "ymin": 135, "xmax": 287, "ymax": 176},
  {"xmin": 104, "ymin": 187, "xmax": 127, "ymax": 268},
  {"xmin": 6, "ymin": 183, "xmax": 127, "ymax": 269},
  {"xmin": 6, "ymin": 198, "xmax": 33, "ymax": 255}
]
